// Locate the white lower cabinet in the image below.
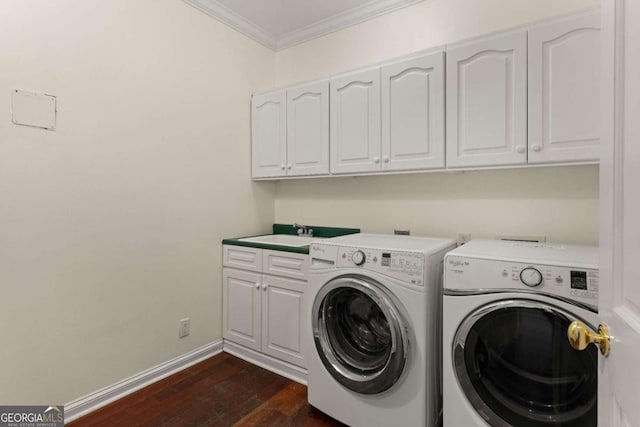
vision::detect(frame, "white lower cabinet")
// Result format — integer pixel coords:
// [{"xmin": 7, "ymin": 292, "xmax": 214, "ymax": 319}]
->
[
  {"xmin": 222, "ymin": 245, "xmax": 308, "ymax": 368},
  {"xmin": 222, "ymin": 268, "xmax": 262, "ymax": 351},
  {"xmin": 261, "ymin": 275, "xmax": 306, "ymax": 367}
]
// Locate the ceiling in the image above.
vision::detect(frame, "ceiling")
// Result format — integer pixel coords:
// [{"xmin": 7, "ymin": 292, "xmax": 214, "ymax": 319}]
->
[{"xmin": 183, "ymin": 0, "xmax": 425, "ymax": 50}]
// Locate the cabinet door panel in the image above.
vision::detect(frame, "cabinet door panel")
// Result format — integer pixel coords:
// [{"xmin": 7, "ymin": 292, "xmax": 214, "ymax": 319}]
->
[
  {"xmin": 528, "ymin": 12, "xmax": 600, "ymax": 163},
  {"xmin": 223, "ymin": 245, "xmax": 262, "ymax": 272},
  {"xmin": 447, "ymin": 31, "xmax": 527, "ymax": 167},
  {"xmin": 263, "ymin": 249, "xmax": 308, "ymax": 280},
  {"xmin": 222, "ymin": 268, "xmax": 261, "ymax": 351},
  {"xmin": 262, "ymin": 275, "xmax": 306, "ymax": 367},
  {"xmin": 287, "ymin": 81, "xmax": 329, "ymax": 176},
  {"xmin": 382, "ymin": 52, "xmax": 445, "ymax": 171},
  {"xmin": 330, "ymin": 69, "xmax": 381, "ymax": 174},
  {"xmin": 252, "ymin": 91, "xmax": 286, "ymax": 178}
]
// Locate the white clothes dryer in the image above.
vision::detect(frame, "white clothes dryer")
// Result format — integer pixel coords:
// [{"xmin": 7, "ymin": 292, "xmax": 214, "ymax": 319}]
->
[
  {"xmin": 307, "ymin": 234, "xmax": 456, "ymax": 427},
  {"xmin": 443, "ymin": 240, "xmax": 599, "ymax": 427}
]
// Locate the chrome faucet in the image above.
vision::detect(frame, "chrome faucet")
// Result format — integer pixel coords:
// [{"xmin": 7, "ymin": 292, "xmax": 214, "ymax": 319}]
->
[{"xmin": 293, "ymin": 223, "xmax": 313, "ymax": 237}]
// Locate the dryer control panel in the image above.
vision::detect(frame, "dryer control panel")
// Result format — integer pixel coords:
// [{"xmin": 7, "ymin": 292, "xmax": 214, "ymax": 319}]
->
[{"xmin": 445, "ymin": 255, "xmax": 599, "ymax": 305}]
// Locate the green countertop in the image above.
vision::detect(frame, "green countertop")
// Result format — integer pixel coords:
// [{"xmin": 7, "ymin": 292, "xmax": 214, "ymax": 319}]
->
[{"xmin": 222, "ymin": 224, "xmax": 360, "ymax": 254}]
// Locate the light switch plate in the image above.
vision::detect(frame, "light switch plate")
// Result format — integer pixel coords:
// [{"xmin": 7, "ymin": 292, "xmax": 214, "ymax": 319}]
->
[{"xmin": 11, "ymin": 89, "xmax": 57, "ymax": 130}]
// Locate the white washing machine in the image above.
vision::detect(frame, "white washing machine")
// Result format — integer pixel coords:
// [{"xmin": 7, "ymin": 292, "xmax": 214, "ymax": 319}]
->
[
  {"xmin": 307, "ymin": 233, "xmax": 456, "ymax": 427},
  {"xmin": 443, "ymin": 240, "xmax": 599, "ymax": 427}
]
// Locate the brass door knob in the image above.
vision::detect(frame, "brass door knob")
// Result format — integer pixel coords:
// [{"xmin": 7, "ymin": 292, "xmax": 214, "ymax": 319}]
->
[{"xmin": 567, "ymin": 321, "xmax": 610, "ymax": 357}]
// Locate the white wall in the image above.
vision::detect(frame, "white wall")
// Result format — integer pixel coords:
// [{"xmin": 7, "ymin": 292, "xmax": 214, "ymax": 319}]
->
[
  {"xmin": 276, "ymin": 166, "xmax": 599, "ymax": 244},
  {"xmin": 0, "ymin": 0, "xmax": 275, "ymax": 404},
  {"xmin": 274, "ymin": 0, "xmax": 600, "ymax": 245},
  {"xmin": 276, "ymin": 0, "xmax": 598, "ymax": 85}
]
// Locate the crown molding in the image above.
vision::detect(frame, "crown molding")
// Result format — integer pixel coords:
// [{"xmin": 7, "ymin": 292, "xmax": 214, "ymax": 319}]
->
[
  {"xmin": 183, "ymin": 0, "xmax": 277, "ymax": 49},
  {"xmin": 183, "ymin": 0, "xmax": 425, "ymax": 51},
  {"xmin": 276, "ymin": 0, "xmax": 425, "ymax": 50}
]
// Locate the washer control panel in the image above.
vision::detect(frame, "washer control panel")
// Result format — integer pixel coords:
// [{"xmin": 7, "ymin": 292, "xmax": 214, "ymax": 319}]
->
[
  {"xmin": 445, "ymin": 255, "xmax": 599, "ymax": 304},
  {"xmin": 335, "ymin": 246, "xmax": 426, "ymax": 286}
]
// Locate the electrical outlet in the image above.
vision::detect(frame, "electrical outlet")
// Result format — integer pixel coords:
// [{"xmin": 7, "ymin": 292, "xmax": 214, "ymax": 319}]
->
[
  {"xmin": 457, "ymin": 233, "xmax": 471, "ymax": 246},
  {"xmin": 179, "ymin": 318, "xmax": 190, "ymax": 338}
]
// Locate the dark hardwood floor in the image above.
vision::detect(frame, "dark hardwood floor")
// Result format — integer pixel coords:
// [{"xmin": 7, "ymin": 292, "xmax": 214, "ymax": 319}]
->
[{"xmin": 68, "ymin": 352, "xmax": 346, "ymax": 427}]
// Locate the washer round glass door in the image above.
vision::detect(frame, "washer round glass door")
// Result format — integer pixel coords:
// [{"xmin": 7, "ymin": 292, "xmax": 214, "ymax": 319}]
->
[
  {"xmin": 453, "ymin": 299, "xmax": 597, "ymax": 427},
  {"xmin": 312, "ymin": 275, "xmax": 410, "ymax": 394}
]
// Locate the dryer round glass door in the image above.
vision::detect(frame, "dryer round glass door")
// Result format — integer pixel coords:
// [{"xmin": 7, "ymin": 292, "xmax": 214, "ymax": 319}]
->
[
  {"xmin": 312, "ymin": 275, "xmax": 410, "ymax": 394},
  {"xmin": 453, "ymin": 299, "xmax": 597, "ymax": 427}
]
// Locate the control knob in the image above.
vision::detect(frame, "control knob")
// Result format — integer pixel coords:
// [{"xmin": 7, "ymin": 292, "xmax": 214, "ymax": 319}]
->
[
  {"xmin": 352, "ymin": 250, "xmax": 366, "ymax": 266},
  {"xmin": 520, "ymin": 267, "xmax": 543, "ymax": 287}
]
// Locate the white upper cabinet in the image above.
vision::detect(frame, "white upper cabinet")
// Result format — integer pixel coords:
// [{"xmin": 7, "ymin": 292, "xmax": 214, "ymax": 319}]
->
[
  {"xmin": 287, "ymin": 81, "xmax": 329, "ymax": 176},
  {"xmin": 446, "ymin": 31, "xmax": 528, "ymax": 168},
  {"xmin": 528, "ymin": 12, "xmax": 600, "ymax": 164},
  {"xmin": 251, "ymin": 91, "xmax": 287, "ymax": 178},
  {"xmin": 381, "ymin": 52, "xmax": 445, "ymax": 171},
  {"xmin": 252, "ymin": 83, "xmax": 329, "ymax": 179},
  {"xmin": 250, "ymin": 11, "xmax": 600, "ymax": 179},
  {"xmin": 330, "ymin": 69, "xmax": 381, "ymax": 174}
]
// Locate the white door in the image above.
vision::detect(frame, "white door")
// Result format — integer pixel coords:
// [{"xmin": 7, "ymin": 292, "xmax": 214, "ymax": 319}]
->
[
  {"xmin": 446, "ymin": 31, "xmax": 527, "ymax": 168},
  {"xmin": 261, "ymin": 275, "xmax": 306, "ymax": 367},
  {"xmin": 528, "ymin": 12, "xmax": 600, "ymax": 164},
  {"xmin": 222, "ymin": 268, "xmax": 262, "ymax": 352},
  {"xmin": 330, "ymin": 68, "xmax": 381, "ymax": 174},
  {"xmin": 597, "ymin": 1, "xmax": 640, "ymax": 425},
  {"xmin": 287, "ymin": 81, "xmax": 329, "ymax": 176},
  {"xmin": 381, "ymin": 52, "xmax": 445, "ymax": 171},
  {"xmin": 251, "ymin": 90, "xmax": 287, "ymax": 178}
]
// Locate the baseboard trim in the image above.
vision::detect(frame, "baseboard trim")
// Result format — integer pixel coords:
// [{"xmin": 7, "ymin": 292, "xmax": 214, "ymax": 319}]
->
[
  {"xmin": 223, "ymin": 341, "xmax": 307, "ymax": 385},
  {"xmin": 64, "ymin": 339, "xmax": 224, "ymax": 423}
]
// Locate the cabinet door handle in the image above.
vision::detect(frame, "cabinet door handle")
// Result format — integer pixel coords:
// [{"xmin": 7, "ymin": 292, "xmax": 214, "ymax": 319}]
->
[
  {"xmin": 287, "ymin": 164, "xmax": 292, "ymax": 170},
  {"xmin": 280, "ymin": 164, "xmax": 286, "ymax": 170},
  {"xmin": 531, "ymin": 144, "xmax": 542, "ymax": 152},
  {"xmin": 382, "ymin": 156, "xmax": 389, "ymax": 163},
  {"xmin": 255, "ymin": 283, "xmax": 260, "ymax": 289},
  {"xmin": 374, "ymin": 157, "xmax": 380, "ymax": 164},
  {"xmin": 516, "ymin": 146, "xmax": 525, "ymax": 154},
  {"xmin": 262, "ymin": 284, "xmax": 268, "ymax": 291}
]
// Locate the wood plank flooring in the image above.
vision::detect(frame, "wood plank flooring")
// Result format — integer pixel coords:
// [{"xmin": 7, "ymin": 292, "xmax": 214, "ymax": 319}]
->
[{"xmin": 68, "ymin": 352, "xmax": 346, "ymax": 427}]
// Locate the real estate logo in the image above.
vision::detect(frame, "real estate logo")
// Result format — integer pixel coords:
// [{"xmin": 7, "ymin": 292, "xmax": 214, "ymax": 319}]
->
[{"xmin": 0, "ymin": 405, "xmax": 64, "ymax": 427}]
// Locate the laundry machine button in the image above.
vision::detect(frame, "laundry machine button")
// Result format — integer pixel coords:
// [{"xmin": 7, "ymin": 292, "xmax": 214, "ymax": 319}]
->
[
  {"xmin": 352, "ymin": 250, "xmax": 366, "ymax": 266},
  {"xmin": 520, "ymin": 267, "xmax": 543, "ymax": 287}
]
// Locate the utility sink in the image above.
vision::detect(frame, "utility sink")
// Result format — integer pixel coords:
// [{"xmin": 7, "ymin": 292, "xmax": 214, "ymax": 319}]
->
[{"xmin": 238, "ymin": 234, "xmax": 316, "ymax": 247}]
